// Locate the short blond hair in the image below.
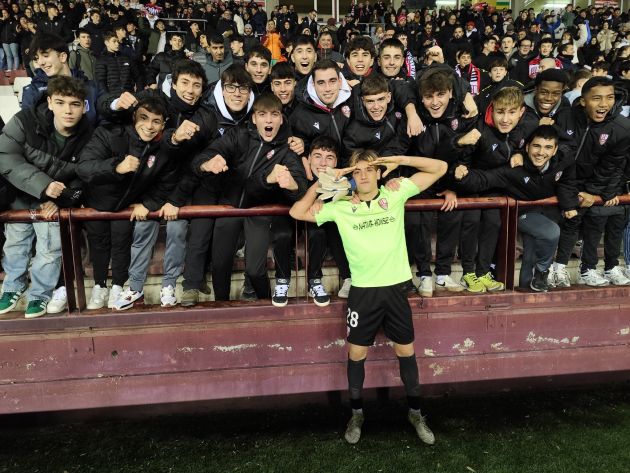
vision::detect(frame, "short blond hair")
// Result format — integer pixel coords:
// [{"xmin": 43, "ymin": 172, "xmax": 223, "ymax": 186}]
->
[
  {"xmin": 491, "ymin": 86, "xmax": 523, "ymax": 109},
  {"xmin": 349, "ymin": 149, "xmax": 380, "ymax": 167}
]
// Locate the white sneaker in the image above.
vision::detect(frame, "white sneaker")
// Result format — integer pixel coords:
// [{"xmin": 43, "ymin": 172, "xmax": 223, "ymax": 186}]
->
[
  {"xmin": 46, "ymin": 286, "xmax": 67, "ymax": 314},
  {"xmin": 107, "ymin": 284, "xmax": 123, "ymax": 309},
  {"xmin": 418, "ymin": 276, "xmax": 433, "ymax": 297},
  {"xmin": 577, "ymin": 269, "xmax": 609, "ymax": 287},
  {"xmin": 338, "ymin": 278, "xmax": 352, "ymax": 298},
  {"xmin": 435, "ymin": 275, "xmax": 464, "ymax": 292},
  {"xmin": 113, "ymin": 288, "xmax": 144, "ymax": 311},
  {"xmin": 547, "ymin": 266, "xmax": 557, "ymax": 289},
  {"xmin": 272, "ymin": 279, "xmax": 289, "ymax": 307},
  {"xmin": 604, "ymin": 266, "xmax": 630, "ymax": 286},
  {"xmin": 87, "ymin": 284, "xmax": 109, "ymax": 310},
  {"xmin": 160, "ymin": 285, "xmax": 178, "ymax": 307},
  {"xmin": 554, "ymin": 264, "xmax": 571, "ymax": 288}
]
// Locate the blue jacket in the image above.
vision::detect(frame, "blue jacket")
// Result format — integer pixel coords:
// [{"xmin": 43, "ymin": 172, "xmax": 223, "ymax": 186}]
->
[{"xmin": 21, "ymin": 68, "xmax": 102, "ymax": 126}]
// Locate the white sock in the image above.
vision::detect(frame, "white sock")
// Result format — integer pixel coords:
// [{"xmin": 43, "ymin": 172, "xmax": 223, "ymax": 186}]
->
[
  {"xmin": 352, "ymin": 408, "xmax": 363, "ymax": 415},
  {"xmin": 556, "ymin": 263, "xmax": 566, "ymax": 270},
  {"xmin": 436, "ymin": 275, "xmax": 446, "ymax": 284}
]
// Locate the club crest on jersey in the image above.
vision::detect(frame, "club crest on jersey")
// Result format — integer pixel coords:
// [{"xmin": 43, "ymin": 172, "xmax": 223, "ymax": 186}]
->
[
  {"xmin": 599, "ymin": 133, "xmax": 609, "ymax": 145},
  {"xmin": 266, "ymin": 150, "xmax": 275, "ymax": 159},
  {"xmin": 375, "ymin": 131, "xmax": 381, "ymax": 139},
  {"xmin": 351, "ymin": 205, "xmax": 358, "ymax": 213},
  {"xmin": 147, "ymin": 155, "xmax": 156, "ymax": 168},
  {"xmin": 492, "ymin": 143, "xmax": 498, "ymax": 151},
  {"xmin": 395, "ymin": 111, "xmax": 402, "ymax": 119},
  {"xmin": 341, "ymin": 105, "xmax": 351, "ymax": 118},
  {"xmin": 313, "ymin": 121, "xmax": 320, "ymax": 130},
  {"xmin": 451, "ymin": 118, "xmax": 458, "ymax": 130},
  {"xmin": 555, "ymin": 171, "xmax": 563, "ymax": 181},
  {"xmin": 218, "ymin": 128, "xmax": 225, "ymax": 135},
  {"xmin": 378, "ymin": 198, "xmax": 388, "ymax": 210},
  {"xmin": 523, "ymin": 176, "xmax": 530, "ymax": 184}
]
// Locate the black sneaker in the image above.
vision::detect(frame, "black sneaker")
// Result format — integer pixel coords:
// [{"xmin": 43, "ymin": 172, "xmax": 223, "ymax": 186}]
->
[
  {"xmin": 530, "ymin": 269, "xmax": 549, "ymax": 292},
  {"xmin": 272, "ymin": 279, "xmax": 289, "ymax": 307},
  {"xmin": 308, "ymin": 279, "xmax": 330, "ymax": 307},
  {"xmin": 404, "ymin": 280, "xmax": 418, "ymax": 295},
  {"xmin": 241, "ymin": 276, "xmax": 258, "ymax": 301}
]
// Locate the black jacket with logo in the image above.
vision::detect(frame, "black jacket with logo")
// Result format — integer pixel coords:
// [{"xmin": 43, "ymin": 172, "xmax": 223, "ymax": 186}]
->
[
  {"xmin": 77, "ymin": 124, "xmax": 179, "ymax": 212},
  {"xmin": 456, "ymin": 149, "xmax": 579, "ymax": 213},
  {"xmin": 191, "ymin": 121, "xmax": 307, "ymax": 208},
  {"xmin": 342, "ymin": 93, "xmax": 410, "ymax": 167},
  {"xmin": 571, "ymin": 88, "xmax": 630, "ymax": 201}
]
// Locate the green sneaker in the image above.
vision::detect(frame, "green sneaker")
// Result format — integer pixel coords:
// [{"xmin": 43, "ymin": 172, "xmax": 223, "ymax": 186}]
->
[
  {"xmin": 478, "ymin": 272, "xmax": 505, "ymax": 292},
  {"xmin": 180, "ymin": 289, "xmax": 199, "ymax": 307},
  {"xmin": 461, "ymin": 273, "xmax": 486, "ymax": 293},
  {"xmin": 25, "ymin": 300, "xmax": 47, "ymax": 319},
  {"xmin": 0, "ymin": 289, "xmax": 25, "ymax": 314}
]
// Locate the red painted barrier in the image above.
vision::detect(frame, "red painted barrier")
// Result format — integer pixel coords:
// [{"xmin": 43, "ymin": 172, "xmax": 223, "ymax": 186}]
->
[{"xmin": 1, "ymin": 196, "xmax": 630, "ymax": 414}]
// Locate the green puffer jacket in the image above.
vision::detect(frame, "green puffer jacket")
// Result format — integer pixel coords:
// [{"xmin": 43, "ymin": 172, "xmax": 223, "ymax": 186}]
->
[{"xmin": 0, "ymin": 102, "xmax": 93, "ymax": 210}]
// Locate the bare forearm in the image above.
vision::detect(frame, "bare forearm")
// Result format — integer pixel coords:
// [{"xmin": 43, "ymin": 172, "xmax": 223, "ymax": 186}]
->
[
  {"xmin": 391, "ymin": 155, "xmax": 447, "ymax": 176},
  {"xmin": 289, "ymin": 182, "xmax": 319, "ymax": 222}
]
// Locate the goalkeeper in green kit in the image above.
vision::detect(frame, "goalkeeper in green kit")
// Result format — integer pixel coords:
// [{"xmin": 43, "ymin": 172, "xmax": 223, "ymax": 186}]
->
[{"xmin": 290, "ymin": 150, "xmax": 447, "ymax": 444}]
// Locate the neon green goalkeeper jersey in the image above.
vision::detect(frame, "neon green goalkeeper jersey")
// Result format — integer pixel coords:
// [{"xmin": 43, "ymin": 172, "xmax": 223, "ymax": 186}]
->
[{"xmin": 315, "ymin": 178, "xmax": 420, "ymax": 287}]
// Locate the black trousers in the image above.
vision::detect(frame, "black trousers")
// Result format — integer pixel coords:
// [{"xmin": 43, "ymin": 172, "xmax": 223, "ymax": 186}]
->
[
  {"xmin": 182, "ymin": 186, "xmax": 219, "ymax": 291},
  {"xmin": 406, "ymin": 209, "xmax": 463, "ymax": 277},
  {"xmin": 84, "ymin": 220, "xmax": 133, "ymax": 287},
  {"xmin": 212, "ymin": 215, "xmax": 272, "ymax": 301},
  {"xmin": 555, "ymin": 208, "xmax": 588, "ymax": 266},
  {"xmin": 580, "ymin": 206, "xmax": 626, "ymax": 271},
  {"xmin": 271, "ymin": 217, "xmax": 350, "ymax": 281},
  {"xmin": 459, "ymin": 208, "xmax": 501, "ymax": 276}
]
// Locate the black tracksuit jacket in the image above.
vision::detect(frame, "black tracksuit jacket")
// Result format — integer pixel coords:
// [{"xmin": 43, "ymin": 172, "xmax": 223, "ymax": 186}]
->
[{"xmin": 192, "ymin": 120, "xmax": 308, "ymax": 208}]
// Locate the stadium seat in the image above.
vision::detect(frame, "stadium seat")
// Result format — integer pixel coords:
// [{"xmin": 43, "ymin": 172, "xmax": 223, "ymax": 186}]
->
[
  {"xmin": 13, "ymin": 76, "xmax": 31, "ymax": 103},
  {"xmin": 0, "ymin": 95, "xmax": 21, "ymax": 123}
]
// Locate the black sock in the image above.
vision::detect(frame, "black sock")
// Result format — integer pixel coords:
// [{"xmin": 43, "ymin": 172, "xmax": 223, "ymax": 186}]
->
[
  {"xmin": 398, "ymin": 354, "xmax": 421, "ymax": 409},
  {"xmin": 347, "ymin": 357, "xmax": 366, "ymax": 410}
]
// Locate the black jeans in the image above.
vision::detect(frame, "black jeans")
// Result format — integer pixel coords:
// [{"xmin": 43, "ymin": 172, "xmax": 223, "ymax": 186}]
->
[
  {"xmin": 84, "ymin": 220, "xmax": 133, "ymax": 287},
  {"xmin": 407, "ymin": 209, "xmax": 463, "ymax": 277},
  {"xmin": 212, "ymin": 215, "xmax": 272, "ymax": 301},
  {"xmin": 459, "ymin": 208, "xmax": 501, "ymax": 276},
  {"xmin": 580, "ymin": 206, "xmax": 626, "ymax": 271},
  {"xmin": 182, "ymin": 186, "xmax": 219, "ymax": 291},
  {"xmin": 271, "ymin": 217, "xmax": 350, "ymax": 281}
]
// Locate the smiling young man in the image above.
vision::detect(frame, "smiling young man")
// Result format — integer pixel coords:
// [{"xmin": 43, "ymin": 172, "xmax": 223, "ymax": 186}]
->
[
  {"xmin": 289, "ymin": 150, "xmax": 447, "ymax": 445},
  {"xmin": 22, "ymin": 32, "xmax": 101, "ymax": 125},
  {"xmin": 454, "ymin": 86, "xmax": 537, "ymax": 293},
  {"xmin": 0, "ymin": 77, "xmax": 93, "ymax": 318},
  {"xmin": 290, "ymin": 59, "xmax": 353, "ymax": 161},
  {"xmin": 98, "ymin": 60, "xmax": 219, "ymax": 309},
  {"xmin": 550, "ymin": 77, "xmax": 630, "ymax": 288},
  {"xmin": 341, "ymin": 35, "xmax": 376, "ymax": 86},
  {"xmin": 77, "ymin": 97, "xmax": 185, "ymax": 311},
  {"xmin": 455, "ymin": 125, "xmax": 578, "ymax": 292},
  {"xmin": 270, "ymin": 62, "xmax": 298, "ymax": 114},
  {"xmin": 290, "ymin": 35, "xmax": 318, "ymax": 82},
  {"xmin": 193, "ymin": 94, "xmax": 307, "ymax": 301},
  {"xmin": 244, "ymin": 44, "xmax": 272, "ymax": 95}
]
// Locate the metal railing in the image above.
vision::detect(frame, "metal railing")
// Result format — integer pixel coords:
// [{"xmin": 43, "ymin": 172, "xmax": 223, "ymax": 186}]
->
[{"xmin": 0, "ymin": 194, "xmax": 628, "ymax": 316}]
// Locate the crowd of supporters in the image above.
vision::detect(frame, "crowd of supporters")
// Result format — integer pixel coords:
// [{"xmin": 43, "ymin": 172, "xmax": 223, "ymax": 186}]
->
[{"xmin": 0, "ymin": 0, "xmax": 630, "ymax": 318}]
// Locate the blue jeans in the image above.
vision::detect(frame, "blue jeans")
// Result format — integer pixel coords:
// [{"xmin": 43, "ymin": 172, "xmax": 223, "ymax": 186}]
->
[
  {"xmin": 2, "ymin": 221, "xmax": 62, "ymax": 302},
  {"xmin": 2, "ymin": 43, "xmax": 19, "ymax": 70},
  {"xmin": 128, "ymin": 220, "xmax": 188, "ymax": 292},
  {"xmin": 518, "ymin": 212, "xmax": 560, "ymax": 288}
]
